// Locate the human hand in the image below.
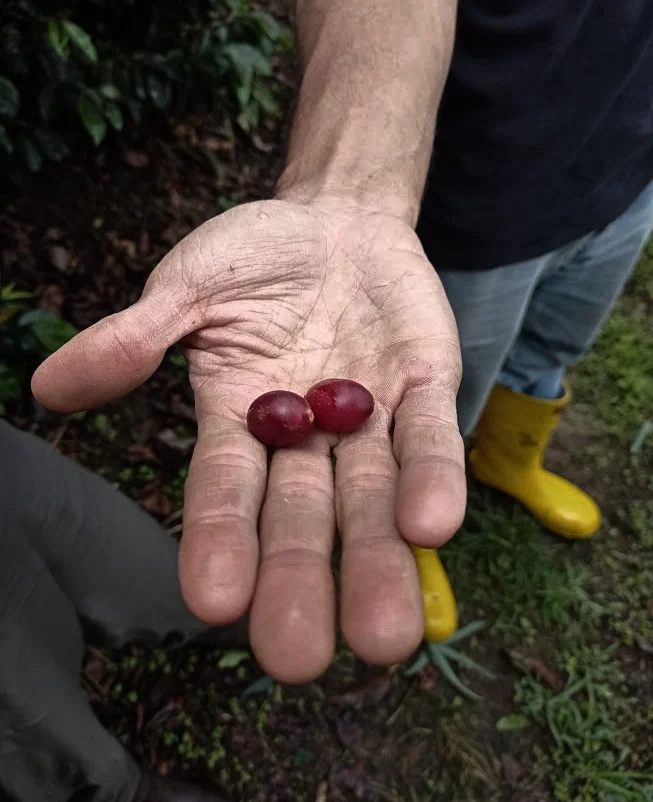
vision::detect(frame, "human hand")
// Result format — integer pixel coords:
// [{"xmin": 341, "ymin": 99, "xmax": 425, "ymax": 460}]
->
[{"xmin": 32, "ymin": 199, "xmax": 466, "ymax": 682}]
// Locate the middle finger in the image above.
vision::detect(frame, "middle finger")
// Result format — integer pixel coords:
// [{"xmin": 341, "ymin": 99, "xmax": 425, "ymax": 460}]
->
[{"xmin": 250, "ymin": 433, "xmax": 337, "ymax": 684}]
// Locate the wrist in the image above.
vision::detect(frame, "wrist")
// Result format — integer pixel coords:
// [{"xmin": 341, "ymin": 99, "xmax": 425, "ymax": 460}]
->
[{"xmin": 275, "ymin": 165, "xmax": 422, "ymax": 228}]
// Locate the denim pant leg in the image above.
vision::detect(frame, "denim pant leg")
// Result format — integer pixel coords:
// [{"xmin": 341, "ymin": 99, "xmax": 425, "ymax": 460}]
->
[
  {"xmin": 438, "ymin": 256, "xmax": 550, "ymax": 436},
  {"xmin": 500, "ymin": 179, "xmax": 653, "ymax": 400}
]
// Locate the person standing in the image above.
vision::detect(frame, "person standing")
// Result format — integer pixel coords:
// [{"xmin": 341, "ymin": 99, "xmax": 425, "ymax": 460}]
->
[
  {"xmin": 5, "ymin": 1, "xmax": 465, "ymax": 799},
  {"xmin": 417, "ymin": 0, "xmax": 653, "ymax": 544}
]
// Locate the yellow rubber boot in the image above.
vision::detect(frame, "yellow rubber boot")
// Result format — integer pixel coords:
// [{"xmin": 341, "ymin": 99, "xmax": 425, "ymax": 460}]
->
[
  {"xmin": 469, "ymin": 385, "xmax": 600, "ymax": 539},
  {"xmin": 412, "ymin": 546, "xmax": 458, "ymax": 642}
]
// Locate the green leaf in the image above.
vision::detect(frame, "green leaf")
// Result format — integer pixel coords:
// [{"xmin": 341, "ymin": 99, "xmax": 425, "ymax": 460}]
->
[
  {"xmin": 405, "ymin": 649, "xmax": 430, "ymax": 677},
  {"xmin": 0, "ymin": 283, "xmax": 31, "ymax": 303},
  {"xmin": 19, "ymin": 136, "xmax": 42, "ymax": 172},
  {"xmin": 217, "ymin": 650, "xmax": 250, "ymax": 669},
  {"xmin": 78, "ymin": 90, "xmax": 106, "ymax": 146},
  {"xmin": 226, "ymin": 0, "xmax": 248, "ymax": 15},
  {"xmin": 223, "ymin": 43, "xmax": 272, "ymax": 80},
  {"xmin": 253, "ymin": 85, "xmax": 278, "ymax": 115},
  {"xmin": 496, "ymin": 714, "xmax": 530, "ymax": 732},
  {"xmin": 146, "ymin": 72, "xmax": 172, "ymax": 110},
  {"xmin": 62, "ymin": 21, "xmax": 97, "ymax": 63},
  {"xmin": 237, "ymin": 99, "xmax": 259, "ymax": 132},
  {"xmin": 93, "ymin": 413, "xmax": 108, "ymax": 432},
  {"xmin": 0, "ymin": 364, "xmax": 22, "ymax": 406},
  {"xmin": 250, "ymin": 10, "xmax": 283, "ymax": 41},
  {"xmin": 0, "ymin": 76, "xmax": 19, "ymax": 119},
  {"xmin": 47, "ymin": 20, "xmax": 69, "ymax": 61},
  {"xmin": 132, "ymin": 67, "xmax": 146, "ymax": 100},
  {"xmin": 197, "ymin": 29, "xmax": 211, "ymax": 55},
  {"xmin": 242, "ymin": 675, "xmax": 275, "ymax": 698},
  {"xmin": 39, "ymin": 82, "xmax": 58, "ymax": 121},
  {"xmin": 438, "ymin": 645, "xmax": 496, "ymax": 679},
  {"xmin": 0, "ymin": 123, "xmax": 12, "ymax": 154},
  {"xmin": 236, "ymin": 83, "xmax": 250, "ymax": 109},
  {"xmin": 439, "ymin": 620, "xmax": 487, "ymax": 647},
  {"xmin": 31, "ymin": 128, "xmax": 70, "ymax": 162},
  {"xmin": 427, "ymin": 643, "xmax": 482, "ymax": 702},
  {"xmin": 127, "ymin": 99, "xmax": 143, "ymax": 125},
  {"xmin": 18, "ymin": 310, "xmax": 78, "ymax": 353},
  {"xmin": 104, "ymin": 102, "xmax": 123, "ymax": 131},
  {"xmin": 99, "ymin": 84, "xmax": 121, "ymax": 101},
  {"xmin": 167, "ymin": 350, "xmax": 187, "ymax": 369}
]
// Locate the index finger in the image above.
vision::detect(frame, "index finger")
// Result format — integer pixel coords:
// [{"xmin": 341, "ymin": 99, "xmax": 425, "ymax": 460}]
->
[{"xmin": 393, "ymin": 377, "xmax": 466, "ymax": 548}]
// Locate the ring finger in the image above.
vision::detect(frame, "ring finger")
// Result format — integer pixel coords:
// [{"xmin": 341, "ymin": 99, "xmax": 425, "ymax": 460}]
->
[{"xmin": 335, "ymin": 408, "xmax": 424, "ymax": 666}]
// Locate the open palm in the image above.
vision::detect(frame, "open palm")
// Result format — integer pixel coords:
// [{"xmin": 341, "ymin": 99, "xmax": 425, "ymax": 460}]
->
[{"xmin": 32, "ymin": 200, "xmax": 466, "ymax": 683}]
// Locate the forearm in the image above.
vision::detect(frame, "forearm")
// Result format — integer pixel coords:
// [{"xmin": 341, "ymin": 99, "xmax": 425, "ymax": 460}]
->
[{"xmin": 276, "ymin": 0, "xmax": 457, "ymax": 226}]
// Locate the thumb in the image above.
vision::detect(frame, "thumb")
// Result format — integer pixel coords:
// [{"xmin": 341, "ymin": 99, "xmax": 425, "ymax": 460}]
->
[{"xmin": 32, "ymin": 290, "xmax": 193, "ymax": 413}]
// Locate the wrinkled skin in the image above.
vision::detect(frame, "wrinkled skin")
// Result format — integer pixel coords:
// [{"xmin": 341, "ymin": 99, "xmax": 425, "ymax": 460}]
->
[{"xmin": 32, "ymin": 200, "xmax": 466, "ymax": 683}]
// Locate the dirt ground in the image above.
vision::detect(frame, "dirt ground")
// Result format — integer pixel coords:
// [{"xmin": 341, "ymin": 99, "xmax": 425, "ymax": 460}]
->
[{"xmin": 1, "ymin": 76, "xmax": 652, "ymax": 802}]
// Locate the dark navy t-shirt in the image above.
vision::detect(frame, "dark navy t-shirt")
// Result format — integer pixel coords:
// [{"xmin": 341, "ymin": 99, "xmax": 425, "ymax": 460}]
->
[{"xmin": 417, "ymin": 0, "xmax": 653, "ymax": 271}]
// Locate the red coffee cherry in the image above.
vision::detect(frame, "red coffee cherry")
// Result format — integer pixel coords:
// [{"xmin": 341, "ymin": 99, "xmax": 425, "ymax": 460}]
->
[
  {"xmin": 305, "ymin": 378, "xmax": 375, "ymax": 434},
  {"xmin": 247, "ymin": 391, "xmax": 314, "ymax": 447}
]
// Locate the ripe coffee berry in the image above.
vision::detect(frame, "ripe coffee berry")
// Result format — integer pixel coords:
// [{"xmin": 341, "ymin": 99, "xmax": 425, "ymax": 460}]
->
[
  {"xmin": 247, "ymin": 391, "xmax": 314, "ymax": 447},
  {"xmin": 305, "ymin": 378, "xmax": 374, "ymax": 434}
]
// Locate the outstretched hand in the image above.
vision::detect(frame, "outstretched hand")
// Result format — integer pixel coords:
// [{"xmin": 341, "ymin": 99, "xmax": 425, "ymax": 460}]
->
[{"xmin": 32, "ymin": 200, "xmax": 466, "ymax": 682}]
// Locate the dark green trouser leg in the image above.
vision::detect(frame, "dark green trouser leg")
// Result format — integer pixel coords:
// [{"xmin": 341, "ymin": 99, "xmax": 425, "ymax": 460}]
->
[{"xmin": 0, "ymin": 421, "xmax": 209, "ymax": 802}]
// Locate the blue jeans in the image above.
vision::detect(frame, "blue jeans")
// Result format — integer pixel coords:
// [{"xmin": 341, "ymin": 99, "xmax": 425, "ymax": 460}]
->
[{"xmin": 438, "ymin": 179, "xmax": 653, "ymax": 436}]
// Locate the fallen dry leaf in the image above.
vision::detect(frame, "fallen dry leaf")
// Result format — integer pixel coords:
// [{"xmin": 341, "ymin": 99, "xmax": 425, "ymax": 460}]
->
[
  {"xmin": 44, "ymin": 226, "xmax": 64, "ymax": 242},
  {"xmin": 124, "ymin": 443, "xmax": 157, "ymax": 463},
  {"xmin": 501, "ymin": 753, "xmax": 523, "ymax": 787},
  {"xmin": 506, "ymin": 649, "xmax": 564, "ymax": 692},
  {"xmin": 174, "ymin": 123, "xmax": 192, "ymax": 140},
  {"xmin": 201, "ymin": 136, "xmax": 232, "ymax": 152},
  {"xmin": 328, "ymin": 672, "xmax": 392, "ymax": 710},
  {"xmin": 48, "ymin": 245, "xmax": 71, "ymax": 272},
  {"xmin": 170, "ymin": 395, "xmax": 197, "ymax": 423},
  {"xmin": 84, "ymin": 651, "xmax": 107, "ymax": 688},
  {"xmin": 123, "ymin": 149, "xmax": 149, "ymax": 169},
  {"xmin": 252, "ymin": 132, "xmax": 275, "ymax": 152},
  {"xmin": 140, "ymin": 489, "xmax": 172, "ymax": 518},
  {"xmin": 136, "ymin": 702, "xmax": 145, "ymax": 733},
  {"xmin": 315, "ymin": 781, "xmax": 328, "ymax": 802},
  {"xmin": 418, "ymin": 663, "xmax": 439, "ymax": 692},
  {"xmin": 157, "ymin": 427, "xmax": 197, "ymax": 456},
  {"xmin": 117, "ymin": 239, "xmax": 137, "ymax": 259},
  {"xmin": 160, "ymin": 222, "xmax": 190, "ymax": 246},
  {"xmin": 38, "ymin": 284, "xmax": 64, "ymax": 313},
  {"xmin": 138, "ymin": 229, "xmax": 150, "ymax": 255}
]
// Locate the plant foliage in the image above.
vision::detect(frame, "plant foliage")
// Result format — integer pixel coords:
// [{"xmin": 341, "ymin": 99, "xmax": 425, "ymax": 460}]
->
[{"xmin": 0, "ymin": 0, "xmax": 291, "ymax": 174}]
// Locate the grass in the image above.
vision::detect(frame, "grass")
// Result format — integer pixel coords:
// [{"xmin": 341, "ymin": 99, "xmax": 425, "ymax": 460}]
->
[
  {"xmin": 442, "ymin": 499, "xmax": 604, "ymax": 639},
  {"xmin": 437, "ymin": 493, "xmax": 653, "ymax": 801},
  {"xmin": 516, "ymin": 650, "xmax": 652, "ymax": 802},
  {"xmin": 574, "ymin": 240, "xmax": 653, "ymax": 449}
]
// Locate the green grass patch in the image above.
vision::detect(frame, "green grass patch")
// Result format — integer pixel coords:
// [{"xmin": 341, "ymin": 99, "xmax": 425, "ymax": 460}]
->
[
  {"xmin": 574, "ymin": 252, "xmax": 653, "ymax": 448},
  {"xmin": 442, "ymin": 495, "xmax": 603, "ymax": 639},
  {"xmin": 441, "ymin": 491, "xmax": 653, "ymax": 802},
  {"xmin": 516, "ymin": 644, "xmax": 653, "ymax": 802}
]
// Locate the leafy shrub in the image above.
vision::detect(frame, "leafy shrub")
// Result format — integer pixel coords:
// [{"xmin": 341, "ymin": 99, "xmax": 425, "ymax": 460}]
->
[{"xmin": 0, "ymin": 0, "xmax": 291, "ymax": 174}]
